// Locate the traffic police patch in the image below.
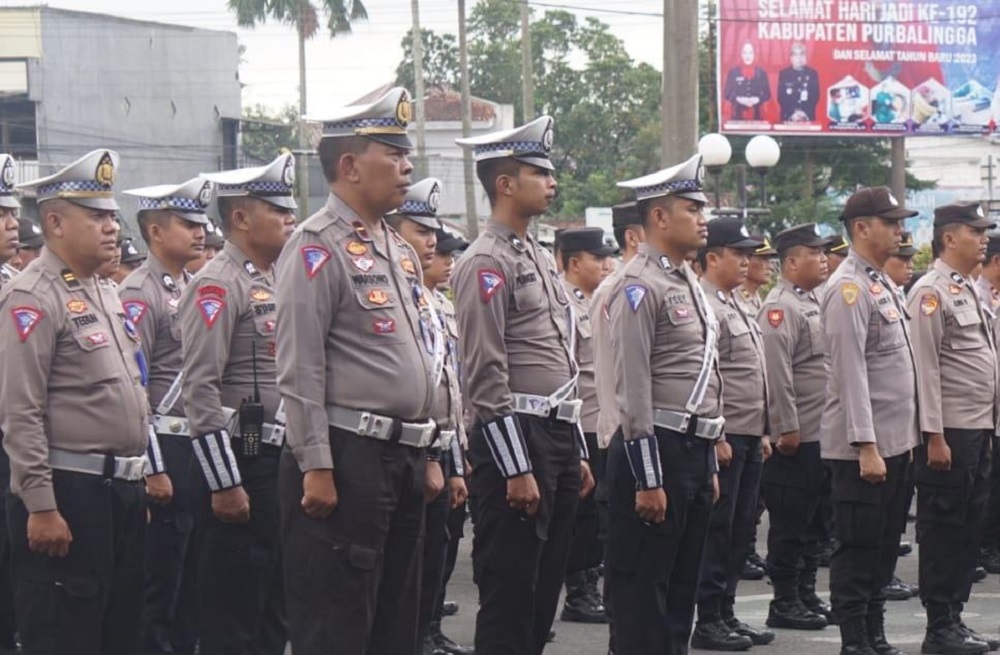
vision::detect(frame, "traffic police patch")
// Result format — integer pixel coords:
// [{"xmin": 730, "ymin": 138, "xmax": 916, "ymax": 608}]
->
[
  {"xmin": 767, "ymin": 309, "xmax": 784, "ymax": 328},
  {"xmin": 920, "ymin": 294, "xmax": 939, "ymax": 316},
  {"xmin": 11, "ymin": 307, "xmax": 42, "ymax": 342},
  {"xmin": 197, "ymin": 297, "xmax": 225, "ymax": 329},
  {"xmin": 841, "ymin": 282, "xmax": 860, "ymax": 306},
  {"xmin": 478, "ymin": 269, "xmax": 505, "ymax": 302},
  {"xmin": 625, "ymin": 284, "xmax": 647, "ymax": 312},
  {"xmin": 122, "ymin": 300, "xmax": 148, "ymax": 326},
  {"xmin": 301, "ymin": 245, "xmax": 331, "ymax": 280}
]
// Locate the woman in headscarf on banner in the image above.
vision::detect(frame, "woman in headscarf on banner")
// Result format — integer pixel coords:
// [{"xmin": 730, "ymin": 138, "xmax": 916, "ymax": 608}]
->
[{"xmin": 724, "ymin": 41, "xmax": 772, "ymax": 121}]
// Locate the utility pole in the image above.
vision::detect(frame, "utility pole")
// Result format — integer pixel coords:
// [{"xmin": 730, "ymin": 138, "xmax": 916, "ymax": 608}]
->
[
  {"xmin": 411, "ymin": 0, "xmax": 427, "ymax": 178},
  {"xmin": 295, "ymin": 5, "xmax": 310, "ymax": 218},
  {"xmin": 661, "ymin": 0, "xmax": 699, "ymax": 166},
  {"xmin": 890, "ymin": 137, "xmax": 906, "ymax": 205},
  {"xmin": 458, "ymin": 0, "xmax": 479, "ymax": 238},
  {"xmin": 520, "ymin": 0, "xmax": 535, "ymax": 119}
]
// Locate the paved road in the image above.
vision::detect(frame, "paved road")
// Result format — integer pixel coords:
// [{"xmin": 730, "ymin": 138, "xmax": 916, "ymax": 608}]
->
[{"xmin": 434, "ymin": 516, "xmax": 1000, "ymax": 655}]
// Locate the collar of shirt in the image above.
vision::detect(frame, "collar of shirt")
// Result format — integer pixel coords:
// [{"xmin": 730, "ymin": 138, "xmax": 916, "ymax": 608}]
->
[
  {"xmin": 484, "ymin": 220, "xmax": 530, "ymax": 253},
  {"xmin": 146, "ymin": 252, "xmax": 183, "ymax": 294},
  {"xmin": 932, "ymin": 258, "xmax": 970, "ymax": 287},
  {"xmin": 699, "ymin": 277, "xmax": 733, "ymax": 306},
  {"xmin": 39, "ymin": 247, "xmax": 99, "ymax": 295},
  {"xmin": 638, "ymin": 242, "xmax": 685, "ymax": 276}
]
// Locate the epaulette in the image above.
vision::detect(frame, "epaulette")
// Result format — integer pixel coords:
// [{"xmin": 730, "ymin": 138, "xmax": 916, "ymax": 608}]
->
[
  {"xmin": 622, "ymin": 249, "xmax": 649, "ymax": 279},
  {"xmin": 120, "ymin": 265, "xmax": 151, "ymax": 291},
  {"xmin": 300, "ymin": 208, "xmax": 338, "ymax": 235}
]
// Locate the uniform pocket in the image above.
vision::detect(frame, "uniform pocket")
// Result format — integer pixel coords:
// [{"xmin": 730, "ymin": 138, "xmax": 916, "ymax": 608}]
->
[{"xmin": 875, "ymin": 306, "xmax": 905, "ymax": 352}]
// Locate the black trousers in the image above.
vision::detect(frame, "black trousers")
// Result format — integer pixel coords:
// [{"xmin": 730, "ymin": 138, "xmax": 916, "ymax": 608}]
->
[
  {"xmin": 469, "ymin": 415, "xmax": 580, "ymax": 655},
  {"xmin": 762, "ymin": 441, "xmax": 823, "ymax": 597},
  {"xmin": 697, "ymin": 435, "xmax": 763, "ymax": 615},
  {"xmin": 8, "ymin": 469, "xmax": 146, "ymax": 655},
  {"xmin": 195, "ymin": 447, "xmax": 285, "ymax": 655},
  {"xmin": 981, "ymin": 436, "xmax": 1000, "ymax": 550},
  {"xmin": 605, "ymin": 428, "xmax": 714, "ymax": 655},
  {"xmin": 142, "ymin": 434, "xmax": 199, "ymax": 655},
  {"xmin": 280, "ymin": 428, "xmax": 426, "ymax": 655},
  {"xmin": 565, "ymin": 432, "xmax": 601, "ymax": 576},
  {"xmin": 828, "ymin": 452, "xmax": 910, "ymax": 623},
  {"xmin": 418, "ymin": 458, "xmax": 453, "ymax": 648},
  {"xmin": 432, "ymin": 500, "xmax": 467, "ymax": 624},
  {"xmin": 915, "ymin": 429, "xmax": 991, "ymax": 606},
  {"xmin": 0, "ymin": 441, "xmax": 16, "ymax": 650}
]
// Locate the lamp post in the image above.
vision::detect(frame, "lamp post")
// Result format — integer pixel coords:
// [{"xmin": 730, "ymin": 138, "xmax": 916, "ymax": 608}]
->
[
  {"xmin": 697, "ymin": 132, "xmax": 781, "ymax": 230},
  {"xmin": 745, "ymin": 135, "xmax": 781, "ymax": 209},
  {"xmin": 697, "ymin": 133, "xmax": 732, "ymax": 210}
]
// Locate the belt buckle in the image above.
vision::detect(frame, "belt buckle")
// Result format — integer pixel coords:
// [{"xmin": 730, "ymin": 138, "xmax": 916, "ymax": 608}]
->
[
  {"xmin": 357, "ymin": 412, "xmax": 375, "ymax": 437},
  {"xmin": 421, "ymin": 423, "xmax": 436, "ymax": 447},
  {"xmin": 122, "ymin": 457, "xmax": 144, "ymax": 481},
  {"xmin": 270, "ymin": 425, "xmax": 286, "ymax": 446},
  {"xmin": 677, "ymin": 413, "xmax": 691, "ymax": 434}
]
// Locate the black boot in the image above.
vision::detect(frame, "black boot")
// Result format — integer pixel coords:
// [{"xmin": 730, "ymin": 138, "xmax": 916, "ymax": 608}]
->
[
  {"xmin": 800, "ymin": 583, "xmax": 836, "ymax": 625},
  {"xmin": 768, "ymin": 581, "xmax": 827, "ymax": 630},
  {"xmin": 923, "ymin": 602, "xmax": 989, "ymax": 654},
  {"xmin": 839, "ymin": 617, "xmax": 878, "ymax": 655},
  {"xmin": 585, "ymin": 567, "xmax": 607, "ymax": 612},
  {"xmin": 560, "ymin": 571, "xmax": 608, "ymax": 623},
  {"xmin": 429, "ymin": 619, "xmax": 474, "ymax": 655},
  {"xmin": 978, "ymin": 546, "xmax": 1000, "ymax": 575},
  {"xmin": 865, "ymin": 608, "xmax": 904, "ymax": 655},
  {"xmin": 953, "ymin": 603, "xmax": 1000, "ymax": 652},
  {"xmin": 691, "ymin": 618, "xmax": 753, "ymax": 651},
  {"xmin": 722, "ymin": 595, "xmax": 775, "ymax": 645}
]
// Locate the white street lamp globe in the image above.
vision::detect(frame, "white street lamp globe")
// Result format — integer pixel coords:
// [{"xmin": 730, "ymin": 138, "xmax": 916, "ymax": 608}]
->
[
  {"xmin": 698, "ymin": 133, "xmax": 733, "ymax": 168},
  {"xmin": 745, "ymin": 135, "xmax": 781, "ymax": 169}
]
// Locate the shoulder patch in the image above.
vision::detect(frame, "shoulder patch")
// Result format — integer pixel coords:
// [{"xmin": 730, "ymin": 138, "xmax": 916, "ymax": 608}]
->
[
  {"xmin": 920, "ymin": 293, "xmax": 940, "ymax": 316},
  {"xmin": 478, "ymin": 269, "xmax": 505, "ymax": 303},
  {"xmin": 197, "ymin": 297, "xmax": 225, "ymax": 329},
  {"xmin": 841, "ymin": 282, "xmax": 860, "ymax": 306},
  {"xmin": 122, "ymin": 300, "xmax": 148, "ymax": 325},
  {"xmin": 10, "ymin": 306, "xmax": 43, "ymax": 342},
  {"xmin": 301, "ymin": 245, "xmax": 332, "ymax": 280},
  {"xmin": 624, "ymin": 284, "xmax": 648, "ymax": 312},
  {"xmin": 767, "ymin": 309, "xmax": 784, "ymax": 328}
]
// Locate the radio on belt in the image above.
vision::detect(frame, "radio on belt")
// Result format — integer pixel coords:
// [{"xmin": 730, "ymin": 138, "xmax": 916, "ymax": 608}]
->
[{"xmin": 238, "ymin": 340, "xmax": 264, "ymax": 458}]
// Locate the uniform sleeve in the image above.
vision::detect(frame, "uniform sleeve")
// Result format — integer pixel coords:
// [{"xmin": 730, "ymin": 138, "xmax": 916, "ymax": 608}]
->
[
  {"xmin": 180, "ymin": 275, "xmax": 242, "ymax": 491},
  {"xmin": 453, "ymin": 253, "xmax": 533, "ymax": 478},
  {"xmin": 758, "ymin": 302, "xmax": 801, "ymax": 436},
  {"xmin": 0, "ymin": 289, "xmax": 58, "ymax": 512},
  {"xmin": 274, "ymin": 231, "xmax": 339, "ymax": 472},
  {"xmin": 906, "ymin": 287, "xmax": 944, "ymax": 436},
  {"xmin": 119, "ymin": 282, "xmax": 165, "ymax": 474},
  {"xmin": 822, "ymin": 281, "xmax": 877, "ymax": 447},
  {"xmin": 610, "ymin": 277, "xmax": 663, "ymax": 489}
]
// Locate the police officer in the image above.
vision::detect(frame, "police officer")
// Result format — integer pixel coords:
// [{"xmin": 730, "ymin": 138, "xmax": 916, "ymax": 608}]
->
[
  {"xmin": 820, "ymin": 187, "xmax": 920, "ymax": 655},
  {"xmin": 452, "ymin": 115, "xmax": 593, "ymax": 655},
  {"xmin": 976, "ymin": 236, "xmax": 1000, "ymax": 575},
  {"xmin": 826, "ymin": 235, "xmax": 850, "ymax": 275},
  {"xmin": 907, "ymin": 202, "xmax": 998, "ymax": 654},
  {"xmin": 119, "ymin": 177, "xmax": 211, "ymax": 655},
  {"xmin": 607, "ymin": 155, "xmax": 722, "ymax": 655},
  {"xmin": 14, "ymin": 217, "xmax": 43, "ymax": 272},
  {"xmin": 1, "ymin": 150, "xmax": 150, "ymax": 654},
  {"xmin": 382, "ymin": 178, "xmax": 473, "ymax": 655},
  {"xmin": 777, "ymin": 42, "xmax": 820, "ymax": 122},
  {"xmin": 181, "ymin": 153, "xmax": 296, "ymax": 655},
  {"xmin": 737, "ymin": 235, "xmax": 776, "ymax": 320},
  {"xmin": 884, "ymin": 231, "xmax": 917, "ymax": 290},
  {"xmin": 119, "ymin": 236, "xmax": 146, "ymax": 276},
  {"xmin": 692, "ymin": 218, "xmax": 774, "ymax": 651},
  {"xmin": 274, "ymin": 88, "xmax": 439, "ymax": 655},
  {"xmin": 0, "ymin": 156, "xmax": 18, "ymax": 287},
  {"xmin": 758, "ymin": 223, "xmax": 832, "ymax": 632}
]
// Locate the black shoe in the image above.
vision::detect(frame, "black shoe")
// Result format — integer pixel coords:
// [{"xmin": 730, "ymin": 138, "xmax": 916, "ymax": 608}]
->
[
  {"xmin": 923, "ymin": 622, "xmax": 990, "ymax": 654},
  {"xmin": 818, "ymin": 540, "xmax": 836, "ymax": 568},
  {"xmin": 867, "ymin": 611, "xmax": 905, "ymax": 655},
  {"xmin": 957, "ymin": 622, "xmax": 1000, "ymax": 652},
  {"xmin": 741, "ymin": 559, "xmax": 766, "ymax": 580},
  {"xmin": 882, "ymin": 576, "xmax": 916, "ymax": 601},
  {"xmin": 898, "ymin": 541, "xmax": 913, "ymax": 557},
  {"xmin": 547, "ymin": 630, "xmax": 556, "ymax": 643},
  {"xmin": 802, "ymin": 591, "xmax": 836, "ymax": 625},
  {"xmin": 766, "ymin": 598, "xmax": 828, "ymax": 630},
  {"xmin": 748, "ymin": 551, "xmax": 767, "ymax": 570},
  {"xmin": 423, "ymin": 635, "xmax": 446, "ymax": 655},
  {"xmin": 975, "ymin": 566, "xmax": 989, "ymax": 583},
  {"xmin": 442, "ymin": 600, "xmax": 459, "ymax": 617},
  {"xmin": 724, "ymin": 615, "xmax": 776, "ymax": 645},
  {"xmin": 839, "ymin": 617, "xmax": 878, "ymax": 655},
  {"xmin": 561, "ymin": 571, "xmax": 608, "ymax": 624},
  {"xmin": 429, "ymin": 621, "xmax": 474, "ymax": 655},
  {"xmin": 690, "ymin": 619, "xmax": 753, "ymax": 651},
  {"xmin": 979, "ymin": 547, "xmax": 1000, "ymax": 575}
]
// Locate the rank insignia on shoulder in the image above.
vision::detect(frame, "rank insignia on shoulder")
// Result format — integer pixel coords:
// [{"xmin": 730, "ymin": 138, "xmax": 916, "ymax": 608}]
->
[
  {"xmin": 659, "ymin": 256, "xmax": 672, "ymax": 270},
  {"xmin": 11, "ymin": 306, "xmax": 42, "ymax": 342},
  {"xmin": 625, "ymin": 284, "xmax": 647, "ymax": 312},
  {"xmin": 197, "ymin": 297, "xmax": 225, "ymax": 329},
  {"xmin": 920, "ymin": 293, "xmax": 939, "ymax": 316},
  {"xmin": 60, "ymin": 269, "xmax": 80, "ymax": 288},
  {"xmin": 400, "ymin": 258, "xmax": 417, "ymax": 275},
  {"xmin": 716, "ymin": 290, "xmax": 727, "ymax": 303},
  {"xmin": 301, "ymin": 245, "xmax": 331, "ymax": 280},
  {"xmin": 122, "ymin": 300, "xmax": 148, "ymax": 326},
  {"xmin": 351, "ymin": 221, "xmax": 371, "ymax": 242},
  {"xmin": 573, "ymin": 288, "xmax": 585, "ymax": 301},
  {"xmin": 346, "ymin": 241, "xmax": 368, "ymax": 257},
  {"xmin": 66, "ymin": 299, "xmax": 88, "ymax": 314},
  {"xmin": 767, "ymin": 309, "xmax": 784, "ymax": 328},
  {"xmin": 161, "ymin": 274, "xmax": 176, "ymax": 292},
  {"xmin": 478, "ymin": 269, "xmax": 505, "ymax": 302},
  {"xmin": 243, "ymin": 260, "xmax": 260, "ymax": 278},
  {"xmin": 841, "ymin": 282, "xmax": 859, "ymax": 306}
]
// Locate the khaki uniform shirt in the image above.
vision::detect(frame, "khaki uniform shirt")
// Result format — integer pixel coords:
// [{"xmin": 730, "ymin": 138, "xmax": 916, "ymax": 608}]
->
[
  {"xmin": 180, "ymin": 241, "xmax": 281, "ymax": 439},
  {"xmin": 562, "ymin": 278, "xmax": 598, "ymax": 434},
  {"xmin": 430, "ymin": 289, "xmax": 465, "ymax": 445},
  {"xmin": 452, "ymin": 221, "xmax": 575, "ymax": 423},
  {"xmin": 0, "ymin": 249, "xmax": 149, "ymax": 512},
  {"xmin": 609, "ymin": 244, "xmax": 723, "ymax": 440},
  {"xmin": 274, "ymin": 194, "xmax": 437, "ymax": 472},
  {"xmin": 702, "ymin": 278, "xmax": 768, "ymax": 437},
  {"xmin": 0, "ymin": 263, "xmax": 16, "ymax": 287},
  {"xmin": 736, "ymin": 285, "xmax": 764, "ymax": 319},
  {"xmin": 819, "ymin": 250, "xmax": 919, "ymax": 460},
  {"xmin": 975, "ymin": 275, "xmax": 1000, "ymax": 349},
  {"xmin": 906, "ymin": 259, "xmax": 997, "ymax": 433},
  {"xmin": 120, "ymin": 253, "xmax": 189, "ymax": 416},
  {"xmin": 592, "ymin": 271, "xmax": 622, "ymax": 448},
  {"xmin": 759, "ymin": 278, "xmax": 827, "ymax": 441}
]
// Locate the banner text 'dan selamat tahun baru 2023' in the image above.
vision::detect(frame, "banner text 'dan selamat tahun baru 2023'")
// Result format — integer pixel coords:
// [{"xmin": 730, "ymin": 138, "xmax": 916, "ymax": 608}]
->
[{"xmin": 717, "ymin": 0, "xmax": 1000, "ymax": 136}]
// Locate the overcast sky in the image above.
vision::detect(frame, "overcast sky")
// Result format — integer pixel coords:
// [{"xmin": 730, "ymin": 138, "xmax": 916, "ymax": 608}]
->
[{"xmin": 0, "ymin": 0, "xmax": 665, "ymax": 115}]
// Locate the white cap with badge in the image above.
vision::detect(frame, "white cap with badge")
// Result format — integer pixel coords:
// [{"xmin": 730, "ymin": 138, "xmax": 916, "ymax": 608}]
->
[
  {"xmin": 390, "ymin": 177, "xmax": 443, "ymax": 229},
  {"xmin": 123, "ymin": 177, "xmax": 213, "ymax": 225},
  {"xmin": 317, "ymin": 87, "xmax": 414, "ymax": 150},
  {"xmin": 456, "ymin": 115, "xmax": 555, "ymax": 171},
  {"xmin": 617, "ymin": 154, "xmax": 708, "ymax": 203},
  {"xmin": 17, "ymin": 149, "xmax": 121, "ymax": 211},
  {"xmin": 0, "ymin": 154, "xmax": 19, "ymax": 209},
  {"xmin": 200, "ymin": 153, "xmax": 297, "ymax": 210}
]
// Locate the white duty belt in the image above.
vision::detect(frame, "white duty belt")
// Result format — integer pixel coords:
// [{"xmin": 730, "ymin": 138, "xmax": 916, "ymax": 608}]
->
[
  {"xmin": 512, "ymin": 375, "xmax": 582, "ymax": 424},
  {"xmin": 327, "ymin": 405, "xmax": 437, "ymax": 449},
  {"xmin": 48, "ymin": 447, "xmax": 147, "ymax": 482}
]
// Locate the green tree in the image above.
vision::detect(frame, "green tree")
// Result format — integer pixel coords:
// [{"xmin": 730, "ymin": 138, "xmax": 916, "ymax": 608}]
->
[
  {"xmin": 394, "ymin": 29, "xmax": 460, "ymax": 91},
  {"xmin": 240, "ymin": 104, "xmax": 298, "ymax": 163}
]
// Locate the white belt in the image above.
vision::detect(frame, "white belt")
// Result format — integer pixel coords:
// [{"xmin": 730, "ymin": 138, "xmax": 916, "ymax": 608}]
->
[
  {"xmin": 653, "ymin": 409, "xmax": 725, "ymax": 441},
  {"xmin": 513, "ymin": 394, "xmax": 582, "ymax": 424},
  {"xmin": 437, "ymin": 429, "xmax": 457, "ymax": 450},
  {"xmin": 219, "ymin": 408, "xmax": 286, "ymax": 448},
  {"xmin": 326, "ymin": 405, "xmax": 437, "ymax": 449},
  {"xmin": 49, "ymin": 447, "xmax": 147, "ymax": 482},
  {"xmin": 153, "ymin": 415, "xmax": 191, "ymax": 437}
]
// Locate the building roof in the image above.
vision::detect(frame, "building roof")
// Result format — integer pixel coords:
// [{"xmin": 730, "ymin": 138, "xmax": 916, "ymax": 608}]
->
[{"xmin": 0, "ymin": 6, "xmax": 236, "ymax": 36}]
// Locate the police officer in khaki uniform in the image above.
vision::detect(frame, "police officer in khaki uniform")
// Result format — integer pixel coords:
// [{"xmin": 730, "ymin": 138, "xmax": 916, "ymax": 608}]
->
[
  {"xmin": 737, "ymin": 235, "xmax": 776, "ymax": 320},
  {"xmin": 452, "ymin": 116, "xmax": 593, "ymax": 655},
  {"xmin": 758, "ymin": 224, "xmax": 832, "ymax": 631},
  {"xmin": 692, "ymin": 218, "xmax": 774, "ymax": 652},
  {"xmin": 1, "ymin": 150, "xmax": 150, "ymax": 654},
  {"xmin": 13, "ymin": 218, "xmax": 43, "ymax": 273},
  {"xmin": 608, "ymin": 155, "xmax": 722, "ymax": 655},
  {"xmin": 118, "ymin": 236, "xmax": 146, "ymax": 276},
  {"xmin": 382, "ymin": 178, "xmax": 473, "ymax": 655},
  {"xmin": 907, "ymin": 202, "xmax": 998, "ymax": 654},
  {"xmin": 120, "ymin": 178, "xmax": 211, "ymax": 655},
  {"xmin": 976, "ymin": 236, "xmax": 1000, "ymax": 575},
  {"xmin": 884, "ymin": 231, "xmax": 917, "ymax": 290},
  {"xmin": 820, "ymin": 187, "xmax": 920, "ymax": 655},
  {"xmin": 0, "ymin": 158, "xmax": 19, "ymax": 287},
  {"xmin": 275, "ymin": 88, "xmax": 440, "ymax": 655},
  {"xmin": 181, "ymin": 154, "xmax": 297, "ymax": 655},
  {"xmin": 558, "ymin": 227, "xmax": 615, "ymax": 625}
]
